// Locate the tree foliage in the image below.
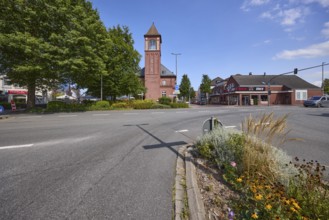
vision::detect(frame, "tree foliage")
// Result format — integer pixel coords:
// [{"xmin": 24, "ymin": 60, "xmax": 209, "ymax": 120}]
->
[
  {"xmin": 87, "ymin": 25, "xmax": 143, "ymax": 100},
  {"xmin": 179, "ymin": 74, "xmax": 191, "ymax": 100},
  {"xmin": 323, "ymin": 78, "xmax": 329, "ymax": 94},
  {"xmin": 0, "ymin": 1, "xmax": 142, "ymax": 108},
  {"xmin": 200, "ymin": 74, "xmax": 212, "ymax": 94}
]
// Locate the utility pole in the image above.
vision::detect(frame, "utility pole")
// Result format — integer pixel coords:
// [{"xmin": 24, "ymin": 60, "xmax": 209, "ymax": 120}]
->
[{"xmin": 171, "ymin": 53, "xmax": 181, "ymax": 85}]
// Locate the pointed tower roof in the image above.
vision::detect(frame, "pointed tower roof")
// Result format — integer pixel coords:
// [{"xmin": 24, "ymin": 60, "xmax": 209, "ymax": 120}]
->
[{"xmin": 144, "ymin": 23, "xmax": 162, "ymax": 43}]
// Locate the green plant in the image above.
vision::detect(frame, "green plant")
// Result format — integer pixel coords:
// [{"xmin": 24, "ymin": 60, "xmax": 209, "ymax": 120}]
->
[
  {"xmin": 158, "ymin": 96, "xmax": 172, "ymax": 105},
  {"xmin": 170, "ymin": 102, "xmax": 188, "ymax": 108},
  {"xmin": 0, "ymin": 102, "xmax": 11, "ymax": 109},
  {"xmin": 131, "ymin": 100, "xmax": 154, "ymax": 109},
  {"xmin": 47, "ymin": 100, "xmax": 67, "ymax": 112},
  {"xmin": 150, "ymin": 103, "xmax": 171, "ymax": 109},
  {"xmin": 111, "ymin": 102, "xmax": 130, "ymax": 109}
]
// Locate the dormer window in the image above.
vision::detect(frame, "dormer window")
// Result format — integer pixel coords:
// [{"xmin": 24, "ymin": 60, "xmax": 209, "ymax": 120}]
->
[{"xmin": 149, "ymin": 39, "xmax": 156, "ymax": 50}]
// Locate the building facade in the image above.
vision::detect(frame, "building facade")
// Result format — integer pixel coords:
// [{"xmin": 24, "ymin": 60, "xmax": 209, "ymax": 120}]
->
[
  {"xmin": 210, "ymin": 74, "xmax": 322, "ymax": 106},
  {"xmin": 0, "ymin": 75, "xmax": 28, "ymax": 104},
  {"xmin": 140, "ymin": 23, "xmax": 176, "ymax": 100}
]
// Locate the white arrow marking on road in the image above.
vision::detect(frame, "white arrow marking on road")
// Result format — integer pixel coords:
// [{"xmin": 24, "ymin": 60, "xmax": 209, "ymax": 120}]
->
[
  {"xmin": 0, "ymin": 144, "xmax": 34, "ymax": 150},
  {"xmin": 176, "ymin": 129, "xmax": 189, "ymax": 133}
]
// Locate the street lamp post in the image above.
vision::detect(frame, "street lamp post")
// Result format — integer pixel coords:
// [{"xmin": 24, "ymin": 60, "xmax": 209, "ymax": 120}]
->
[{"xmin": 171, "ymin": 53, "xmax": 181, "ymax": 85}]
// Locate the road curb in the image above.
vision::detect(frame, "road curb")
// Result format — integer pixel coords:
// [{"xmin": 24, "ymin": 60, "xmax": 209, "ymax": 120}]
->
[
  {"xmin": 185, "ymin": 147, "xmax": 206, "ymax": 220},
  {"xmin": 0, "ymin": 115, "xmax": 10, "ymax": 120},
  {"xmin": 174, "ymin": 145, "xmax": 205, "ymax": 220}
]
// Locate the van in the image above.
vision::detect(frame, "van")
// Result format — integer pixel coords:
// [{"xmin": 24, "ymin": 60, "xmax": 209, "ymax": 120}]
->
[{"xmin": 303, "ymin": 95, "xmax": 329, "ymax": 107}]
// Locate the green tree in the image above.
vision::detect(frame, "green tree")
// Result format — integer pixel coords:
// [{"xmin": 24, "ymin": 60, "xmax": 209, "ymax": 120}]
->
[
  {"xmin": 0, "ymin": 0, "xmax": 107, "ymax": 108},
  {"xmin": 199, "ymin": 74, "xmax": 212, "ymax": 104},
  {"xmin": 323, "ymin": 78, "xmax": 329, "ymax": 94},
  {"xmin": 189, "ymin": 87, "xmax": 196, "ymax": 100},
  {"xmin": 179, "ymin": 74, "xmax": 191, "ymax": 101},
  {"xmin": 88, "ymin": 25, "xmax": 141, "ymax": 100}
]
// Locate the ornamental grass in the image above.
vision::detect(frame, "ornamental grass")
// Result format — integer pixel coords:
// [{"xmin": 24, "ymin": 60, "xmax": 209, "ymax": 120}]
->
[{"xmin": 195, "ymin": 113, "xmax": 329, "ymax": 219}]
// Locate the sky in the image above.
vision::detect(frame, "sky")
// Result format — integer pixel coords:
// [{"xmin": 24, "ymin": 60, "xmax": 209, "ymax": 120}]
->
[{"xmin": 90, "ymin": 0, "xmax": 329, "ymax": 89}]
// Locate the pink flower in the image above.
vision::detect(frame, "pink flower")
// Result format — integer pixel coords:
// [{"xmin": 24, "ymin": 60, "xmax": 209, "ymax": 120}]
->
[{"xmin": 230, "ymin": 161, "xmax": 237, "ymax": 167}]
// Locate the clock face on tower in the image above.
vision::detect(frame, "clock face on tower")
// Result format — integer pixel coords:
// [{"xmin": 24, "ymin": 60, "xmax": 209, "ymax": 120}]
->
[{"xmin": 149, "ymin": 39, "xmax": 157, "ymax": 50}]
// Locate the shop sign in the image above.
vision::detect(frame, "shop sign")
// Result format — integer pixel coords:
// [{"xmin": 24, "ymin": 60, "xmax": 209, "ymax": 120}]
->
[
  {"xmin": 7, "ymin": 90, "xmax": 28, "ymax": 95},
  {"xmin": 236, "ymin": 87, "xmax": 265, "ymax": 91}
]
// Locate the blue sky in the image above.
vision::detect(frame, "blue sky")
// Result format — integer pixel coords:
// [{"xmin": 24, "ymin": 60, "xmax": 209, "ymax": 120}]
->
[{"xmin": 90, "ymin": 0, "xmax": 329, "ymax": 89}]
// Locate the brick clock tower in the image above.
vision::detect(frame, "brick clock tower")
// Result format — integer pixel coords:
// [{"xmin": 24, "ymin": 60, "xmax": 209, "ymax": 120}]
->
[{"xmin": 143, "ymin": 23, "xmax": 176, "ymax": 100}]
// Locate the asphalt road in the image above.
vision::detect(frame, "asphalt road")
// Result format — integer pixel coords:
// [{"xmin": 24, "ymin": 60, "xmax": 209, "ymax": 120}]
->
[{"xmin": 0, "ymin": 105, "xmax": 328, "ymax": 219}]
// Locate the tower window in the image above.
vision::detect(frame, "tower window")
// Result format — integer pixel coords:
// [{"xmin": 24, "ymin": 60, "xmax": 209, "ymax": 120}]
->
[
  {"xmin": 162, "ymin": 80, "xmax": 166, "ymax": 86},
  {"xmin": 149, "ymin": 39, "xmax": 156, "ymax": 50},
  {"xmin": 162, "ymin": 91, "xmax": 166, "ymax": 97}
]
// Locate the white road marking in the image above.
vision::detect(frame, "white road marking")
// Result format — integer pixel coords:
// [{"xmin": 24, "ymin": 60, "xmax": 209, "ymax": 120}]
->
[
  {"xmin": 92, "ymin": 114, "xmax": 110, "ymax": 116},
  {"xmin": 0, "ymin": 144, "xmax": 34, "ymax": 150},
  {"xmin": 151, "ymin": 112, "xmax": 165, "ymax": 114},
  {"xmin": 124, "ymin": 113, "xmax": 139, "ymax": 115},
  {"xmin": 176, "ymin": 111, "xmax": 188, "ymax": 114},
  {"xmin": 176, "ymin": 129, "xmax": 189, "ymax": 133},
  {"xmin": 224, "ymin": 126, "xmax": 237, "ymax": 128},
  {"xmin": 198, "ymin": 110, "xmax": 210, "ymax": 113}
]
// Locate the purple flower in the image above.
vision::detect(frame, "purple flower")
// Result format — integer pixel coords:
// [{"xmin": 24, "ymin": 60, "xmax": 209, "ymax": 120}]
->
[{"xmin": 228, "ymin": 208, "xmax": 234, "ymax": 219}]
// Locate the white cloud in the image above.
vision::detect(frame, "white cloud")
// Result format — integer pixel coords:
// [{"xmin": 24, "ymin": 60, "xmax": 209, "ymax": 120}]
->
[
  {"xmin": 261, "ymin": 6, "xmax": 309, "ymax": 28},
  {"xmin": 301, "ymin": 0, "xmax": 329, "ymax": 7},
  {"xmin": 274, "ymin": 40, "xmax": 329, "ymax": 59},
  {"xmin": 322, "ymin": 21, "xmax": 329, "ymax": 38},
  {"xmin": 280, "ymin": 8, "xmax": 303, "ymax": 26},
  {"xmin": 241, "ymin": 0, "xmax": 270, "ymax": 11}
]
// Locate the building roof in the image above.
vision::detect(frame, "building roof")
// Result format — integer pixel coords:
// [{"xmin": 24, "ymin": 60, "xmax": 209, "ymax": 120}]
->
[
  {"xmin": 140, "ymin": 64, "xmax": 176, "ymax": 78},
  {"xmin": 231, "ymin": 75, "xmax": 320, "ymax": 89},
  {"xmin": 211, "ymin": 77, "xmax": 223, "ymax": 86},
  {"xmin": 144, "ymin": 23, "xmax": 162, "ymax": 43}
]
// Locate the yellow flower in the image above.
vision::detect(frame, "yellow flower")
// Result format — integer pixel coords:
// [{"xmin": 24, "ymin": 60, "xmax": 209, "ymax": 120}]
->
[
  {"xmin": 290, "ymin": 207, "xmax": 298, "ymax": 213},
  {"xmin": 285, "ymin": 199, "xmax": 290, "ymax": 205},
  {"xmin": 251, "ymin": 213, "xmax": 259, "ymax": 219},
  {"xmin": 255, "ymin": 193, "xmax": 263, "ymax": 200},
  {"xmin": 236, "ymin": 177, "xmax": 243, "ymax": 183},
  {"xmin": 265, "ymin": 204, "xmax": 272, "ymax": 210},
  {"xmin": 292, "ymin": 202, "xmax": 301, "ymax": 210}
]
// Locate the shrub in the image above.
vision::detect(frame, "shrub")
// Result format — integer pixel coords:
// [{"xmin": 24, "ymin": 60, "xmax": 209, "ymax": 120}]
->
[
  {"xmin": 47, "ymin": 100, "xmax": 67, "ymax": 112},
  {"xmin": 95, "ymin": 101, "xmax": 110, "ymax": 108},
  {"xmin": 151, "ymin": 103, "xmax": 171, "ymax": 109},
  {"xmin": 0, "ymin": 102, "xmax": 11, "ymax": 110},
  {"xmin": 158, "ymin": 97, "xmax": 172, "ymax": 105},
  {"xmin": 131, "ymin": 100, "xmax": 154, "ymax": 109},
  {"xmin": 170, "ymin": 102, "xmax": 188, "ymax": 108},
  {"xmin": 111, "ymin": 102, "xmax": 130, "ymax": 109}
]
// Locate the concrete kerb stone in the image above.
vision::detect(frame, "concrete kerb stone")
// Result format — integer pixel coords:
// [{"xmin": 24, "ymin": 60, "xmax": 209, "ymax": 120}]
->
[
  {"xmin": 0, "ymin": 114, "xmax": 10, "ymax": 120},
  {"xmin": 185, "ymin": 147, "xmax": 206, "ymax": 220},
  {"xmin": 175, "ymin": 145, "xmax": 187, "ymax": 220}
]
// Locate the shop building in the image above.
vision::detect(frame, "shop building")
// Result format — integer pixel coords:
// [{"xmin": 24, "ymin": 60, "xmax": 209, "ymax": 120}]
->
[
  {"xmin": 210, "ymin": 74, "xmax": 322, "ymax": 106},
  {"xmin": 140, "ymin": 23, "xmax": 176, "ymax": 100}
]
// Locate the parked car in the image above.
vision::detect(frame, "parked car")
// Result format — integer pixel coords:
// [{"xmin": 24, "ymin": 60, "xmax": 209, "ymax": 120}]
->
[{"xmin": 303, "ymin": 95, "xmax": 329, "ymax": 107}]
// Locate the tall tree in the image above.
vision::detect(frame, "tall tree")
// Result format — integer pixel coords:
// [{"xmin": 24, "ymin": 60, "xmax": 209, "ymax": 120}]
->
[
  {"xmin": 199, "ymin": 74, "xmax": 212, "ymax": 104},
  {"xmin": 179, "ymin": 74, "xmax": 191, "ymax": 101},
  {"xmin": 189, "ymin": 87, "xmax": 196, "ymax": 100},
  {"xmin": 0, "ymin": 0, "xmax": 107, "ymax": 108},
  {"xmin": 88, "ymin": 25, "xmax": 142, "ymax": 100}
]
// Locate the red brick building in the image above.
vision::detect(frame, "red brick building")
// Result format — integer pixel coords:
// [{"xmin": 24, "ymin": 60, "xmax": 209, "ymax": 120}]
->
[
  {"xmin": 140, "ymin": 23, "xmax": 176, "ymax": 100},
  {"xmin": 210, "ymin": 74, "xmax": 322, "ymax": 106}
]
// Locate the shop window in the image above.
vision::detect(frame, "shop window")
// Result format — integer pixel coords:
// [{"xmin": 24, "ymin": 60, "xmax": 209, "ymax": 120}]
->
[{"xmin": 261, "ymin": 95, "xmax": 268, "ymax": 101}]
